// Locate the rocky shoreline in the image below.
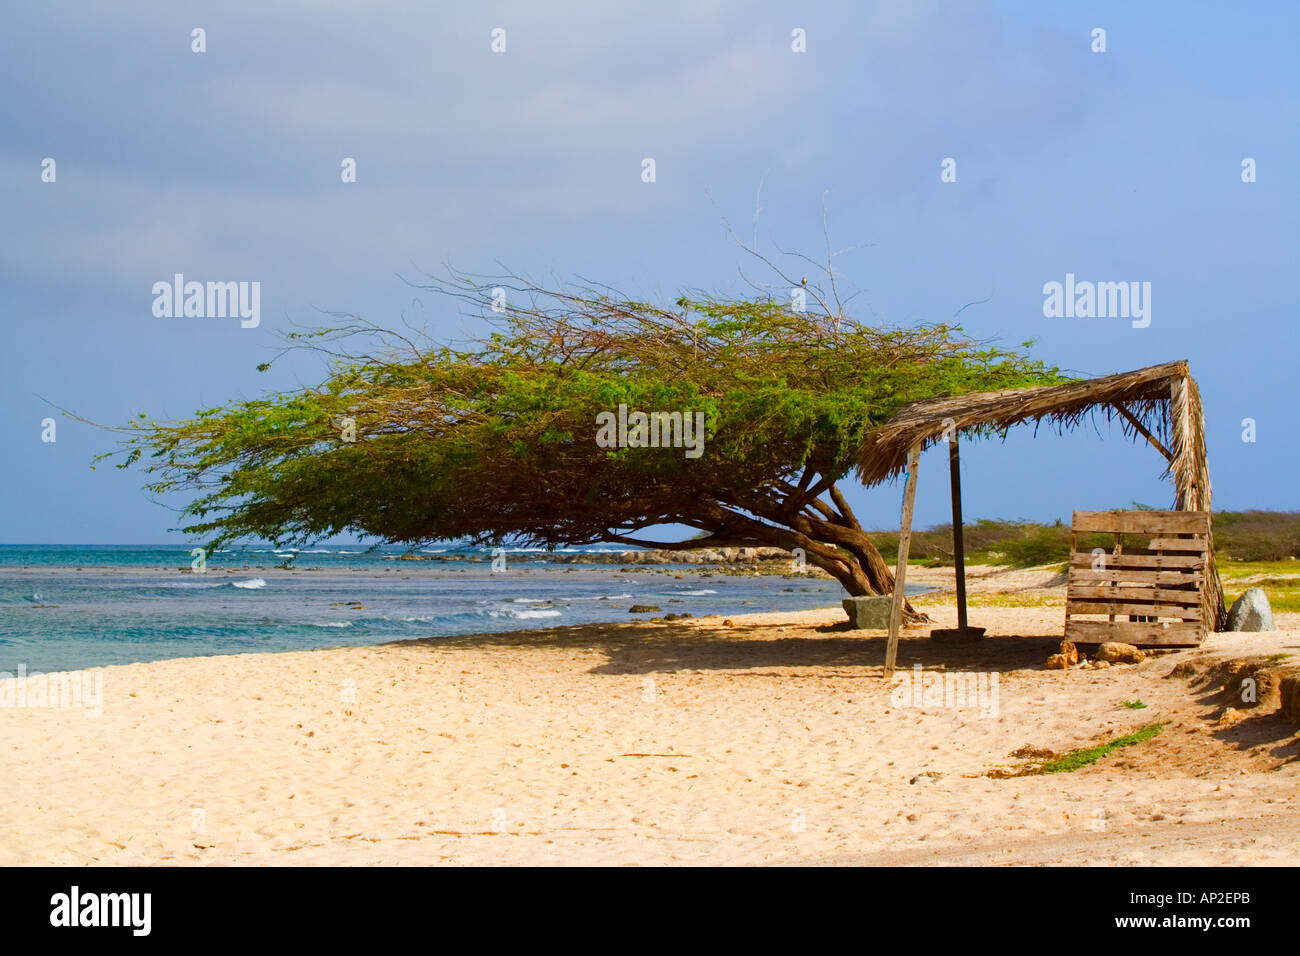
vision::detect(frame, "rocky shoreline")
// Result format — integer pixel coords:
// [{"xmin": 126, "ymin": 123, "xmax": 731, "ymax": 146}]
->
[{"xmin": 389, "ymin": 546, "xmax": 798, "ymax": 566}]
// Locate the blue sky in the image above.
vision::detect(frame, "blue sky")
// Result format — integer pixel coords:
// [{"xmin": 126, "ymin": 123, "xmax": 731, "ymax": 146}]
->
[{"xmin": 2, "ymin": 1, "xmax": 1296, "ymax": 544}]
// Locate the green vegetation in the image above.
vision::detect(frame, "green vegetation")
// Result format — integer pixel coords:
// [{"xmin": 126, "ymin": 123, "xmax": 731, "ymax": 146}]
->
[
  {"xmin": 1248, "ymin": 590, "xmax": 1300, "ymax": 613},
  {"xmin": 1036, "ymin": 723, "xmax": 1164, "ymax": 774},
  {"xmin": 97, "ymin": 253, "xmax": 1300, "ymax": 601},
  {"xmin": 1217, "ymin": 560, "xmax": 1300, "ymax": 613},
  {"xmin": 1213, "ymin": 511, "xmax": 1300, "ymax": 561},
  {"xmin": 876, "ymin": 519, "xmax": 1128, "ymax": 568},
  {"xmin": 1218, "ymin": 561, "xmax": 1300, "ymax": 580},
  {"xmin": 912, "ymin": 590, "xmax": 1063, "ymax": 609},
  {"xmin": 1120, "ymin": 700, "xmax": 1147, "ymax": 710},
  {"xmin": 874, "ymin": 512, "xmax": 1300, "ymax": 569},
  {"xmin": 105, "ymin": 271, "xmax": 1065, "ymax": 606}
]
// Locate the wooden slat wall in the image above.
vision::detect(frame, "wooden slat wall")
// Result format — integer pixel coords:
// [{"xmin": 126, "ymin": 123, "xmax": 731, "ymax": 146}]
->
[
  {"xmin": 1071, "ymin": 510, "xmax": 1210, "ymax": 535},
  {"xmin": 1065, "ymin": 509, "xmax": 1210, "ymax": 648}
]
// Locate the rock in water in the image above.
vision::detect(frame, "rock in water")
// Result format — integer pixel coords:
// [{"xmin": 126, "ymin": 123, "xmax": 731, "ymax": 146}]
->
[
  {"xmin": 1095, "ymin": 641, "xmax": 1146, "ymax": 664},
  {"xmin": 1226, "ymin": 588, "xmax": 1275, "ymax": 632},
  {"xmin": 628, "ymin": 604, "xmax": 661, "ymax": 614}
]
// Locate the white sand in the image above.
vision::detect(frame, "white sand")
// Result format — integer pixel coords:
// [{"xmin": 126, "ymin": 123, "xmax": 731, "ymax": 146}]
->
[{"xmin": 3, "ymin": 590, "xmax": 1299, "ymax": 866}]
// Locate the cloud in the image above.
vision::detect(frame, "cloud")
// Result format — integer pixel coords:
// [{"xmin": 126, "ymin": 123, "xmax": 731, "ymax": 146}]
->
[{"xmin": 2, "ymin": 0, "xmax": 836, "ymax": 296}]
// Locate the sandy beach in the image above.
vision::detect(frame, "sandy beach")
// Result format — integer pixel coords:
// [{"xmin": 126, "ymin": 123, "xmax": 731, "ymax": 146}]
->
[{"xmin": 3, "ymin": 566, "xmax": 1299, "ymax": 867}]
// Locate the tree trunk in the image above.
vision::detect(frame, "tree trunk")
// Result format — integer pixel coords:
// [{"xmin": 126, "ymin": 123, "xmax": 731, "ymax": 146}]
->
[
  {"xmin": 805, "ymin": 534, "xmax": 926, "ymax": 623},
  {"xmin": 688, "ymin": 499, "xmax": 926, "ymax": 624}
]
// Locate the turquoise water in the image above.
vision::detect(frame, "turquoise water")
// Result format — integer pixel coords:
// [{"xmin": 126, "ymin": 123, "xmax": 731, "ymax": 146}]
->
[{"xmin": 0, "ymin": 544, "xmax": 918, "ymax": 672}]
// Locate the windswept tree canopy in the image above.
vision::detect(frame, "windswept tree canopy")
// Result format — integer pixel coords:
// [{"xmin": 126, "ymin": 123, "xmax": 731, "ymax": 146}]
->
[{"xmin": 108, "ymin": 274, "xmax": 1068, "ymax": 604}]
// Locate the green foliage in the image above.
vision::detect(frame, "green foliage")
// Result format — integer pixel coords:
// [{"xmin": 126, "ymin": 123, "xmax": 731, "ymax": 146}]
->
[
  {"xmin": 1036, "ymin": 723, "xmax": 1164, "ymax": 775},
  {"xmin": 106, "ymin": 283, "xmax": 1066, "ymax": 550},
  {"xmin": 996, "ymin": 527, "xmax": 1075, "ymax": 567},
  {"xmin": 1213, "ymin": 511, "xmax": 1300, "ymax": 561}
]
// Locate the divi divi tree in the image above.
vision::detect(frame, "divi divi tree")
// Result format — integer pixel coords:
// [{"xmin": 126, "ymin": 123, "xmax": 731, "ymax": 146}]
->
[{"xmin": 109, "ymin": 271, "xmax": 1065, "ymax": 619}]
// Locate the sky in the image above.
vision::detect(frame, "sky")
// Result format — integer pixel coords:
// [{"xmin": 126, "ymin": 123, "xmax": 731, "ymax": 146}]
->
[{"xmin": 2, "ymin": 0, "xmax": 1297, "ymax": 544}]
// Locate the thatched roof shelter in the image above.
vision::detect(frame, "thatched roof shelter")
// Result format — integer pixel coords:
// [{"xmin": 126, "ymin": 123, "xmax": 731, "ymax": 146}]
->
[{"xmin": 856, "ymin": 360, "xmax": 1224, "ymax": 633}]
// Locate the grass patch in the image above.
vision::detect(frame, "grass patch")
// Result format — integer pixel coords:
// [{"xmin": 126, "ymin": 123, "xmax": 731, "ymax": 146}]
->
[
  {"xmin": 1217, "ymin": 562, "xmax": 1300, "ymax": 581},
  {"xmin": 993, "ymin": 723, "xmax": 1166, "ymax": 777},
  {"xmin": 966, "ymin": 592, "xmax": 1064, "ymax": 608},
  {"xmin": 1267, "ymin": 592, "xmax": 1300, "ymax": 613},
  {"xmin": 912, "ymin": 590, "xmax": 1064, "ymax": 609},
  {"xmin": 1213, "ymin": 562, "xmax": 1300, "ymax": 614},
  {"xmin": 1037, "ymin": 723, "xmax": 1165, "ymax": 774},
  {"xmin": 1120, "ymin": 700, "xmax": 1147, "ymax": 710}
]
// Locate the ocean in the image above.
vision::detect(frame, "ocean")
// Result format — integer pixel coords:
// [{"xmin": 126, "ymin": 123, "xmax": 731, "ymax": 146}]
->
[{"xmin": 0, "ymin": 544, "xmax": 928, "ymax": 672}]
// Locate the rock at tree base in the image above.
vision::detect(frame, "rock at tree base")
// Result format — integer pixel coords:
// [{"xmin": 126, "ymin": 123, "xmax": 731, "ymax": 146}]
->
[
  {"xmin": 1096, "ymin": 641, "xmax": 1146, "ymax": 664},
  {"xmin": 1226, "ymin": 588, "xmax": 1275, "ymax": 632},
  {"xmin": 842, "ymin": 596, "xmax": 892, "ymax": 629}
]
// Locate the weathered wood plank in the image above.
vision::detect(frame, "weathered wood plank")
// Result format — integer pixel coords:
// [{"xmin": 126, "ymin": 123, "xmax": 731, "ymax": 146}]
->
[
  {"xmin": 1143, "ymin": 537, "xmax": 1209, "ymax": 552},
  {"xmin": 1112, "ymin": 404, "xmax": 1174, "ymax": 462},
  {"xmin": 885, "ymin": 442, "xmax": 921, "ymax": 677},
  {"xmin": 1068, "ymin": 601, "xmax": 1202, "ymax": 620},
  {"xmin": 1065, "ymin": 619, "xmax": 1204, "ymax": 645},
  {"xmin": 1069, "ymin": 567, "xmax": 1203, "ymax": 586},
  {"xmin": 1067, "ymin": 584, "xmax": 1203, "ymax": 605},
  {"xmin": 1068, "ymin": 552, "xmax": 1203, "ymax": 570},
  {"xmin": 1071, "ymin": 510, "xmax": 1210, "ymax": 535}
]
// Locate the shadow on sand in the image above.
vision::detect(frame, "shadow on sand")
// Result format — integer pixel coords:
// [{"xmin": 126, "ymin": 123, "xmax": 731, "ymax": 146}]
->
[{"xmin": 395, "ymin": 618, "xmax": 1063, "ymax": 677}]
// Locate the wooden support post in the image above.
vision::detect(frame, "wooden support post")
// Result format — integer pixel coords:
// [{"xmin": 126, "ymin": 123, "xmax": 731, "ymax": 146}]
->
[
  {"xmin": 885, "ymin": 442, "xmax": 921, "ymax": 677},
  {"xmin": 1113, "ymin": 403, "xmax": 1174, "ymax": 463},
  {"xmin": 948, "ymin": 431, "xmax": 968, "ymax": 632}
]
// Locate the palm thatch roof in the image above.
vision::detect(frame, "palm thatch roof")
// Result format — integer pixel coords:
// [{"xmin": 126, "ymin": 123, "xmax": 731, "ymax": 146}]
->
[{"xmin": 856, "ymin": 360, "xmax": 1224, "ymax": 628}]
